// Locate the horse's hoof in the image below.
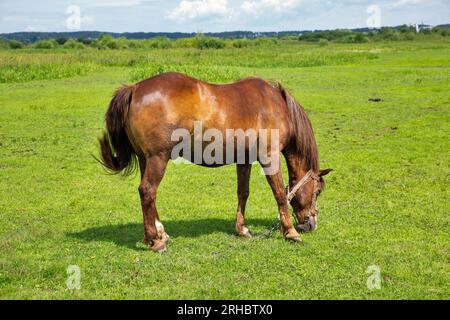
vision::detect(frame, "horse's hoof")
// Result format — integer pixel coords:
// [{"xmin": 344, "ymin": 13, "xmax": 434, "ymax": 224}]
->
[
  {"xmin": 286, "ymin": 236, "xmax": 302, "ymax": 243},
  {"xmin": 237, "ymin": 230, "xmax": 252, "ymax": 238},
  {"xmin": 161, "ymin": 232, "xmax": 171, "ymax": 243},
  {"xmin": 243, "ymin": 230, "xmax": 253, "ymax": 238},
  {"xmin": 150, "ymin": 240, "xmax": 167, "ymax": 253},
  {"xmin": 284, "ymin": 228, "xmax": 302, "ymax": 243},
  {"xmin": 237, "ymin": 227, "xmax": 252, "ymax": 238}
]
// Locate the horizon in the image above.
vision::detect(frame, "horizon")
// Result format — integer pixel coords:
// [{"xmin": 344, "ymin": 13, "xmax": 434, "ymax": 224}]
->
[
  {"xmin": 1, "ymin": 22, "xmax": 447, "ymax": 36},
  {"xmin": 1, "ymin": 0, "xmax": 449, "ymax": 34}
]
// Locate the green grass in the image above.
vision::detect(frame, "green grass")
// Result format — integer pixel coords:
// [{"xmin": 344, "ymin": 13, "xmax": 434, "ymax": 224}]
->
[{"xmin": 0, "ymin": 40, "xmax": 449, "ymax": 299}]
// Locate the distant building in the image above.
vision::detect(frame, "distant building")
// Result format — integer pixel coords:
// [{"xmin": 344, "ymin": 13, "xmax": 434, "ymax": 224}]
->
[{"xmin": 415, "ymin": 23, "xmax": 433, "ymax": 33}]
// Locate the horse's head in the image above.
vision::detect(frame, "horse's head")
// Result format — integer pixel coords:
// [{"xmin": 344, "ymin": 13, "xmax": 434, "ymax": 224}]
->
[{"xmin": 290, "ymin": 168, "xmax": 332, "ymax": 233}]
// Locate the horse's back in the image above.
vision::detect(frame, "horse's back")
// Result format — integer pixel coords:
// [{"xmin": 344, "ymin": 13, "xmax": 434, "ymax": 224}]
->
[{"xmin": 127, "ymin": 72, "xmax": 291, "ymax": 155}]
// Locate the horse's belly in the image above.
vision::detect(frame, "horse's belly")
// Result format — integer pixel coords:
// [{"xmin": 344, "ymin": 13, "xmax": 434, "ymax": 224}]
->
[{"xmin": 172, "ymin": 132, "xmax": 277, "ymax": 166}]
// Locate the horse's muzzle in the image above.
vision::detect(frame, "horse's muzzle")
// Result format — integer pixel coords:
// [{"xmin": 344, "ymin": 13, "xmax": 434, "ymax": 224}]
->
[{"xmin": 295, "ymin": 216, "xmax": 317, "ymax": 233}]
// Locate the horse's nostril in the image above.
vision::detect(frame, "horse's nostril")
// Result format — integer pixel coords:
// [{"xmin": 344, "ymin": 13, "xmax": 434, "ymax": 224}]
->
[{"xmin": 296, "ymin": 222, "xmax": 311, "ymax": 233}]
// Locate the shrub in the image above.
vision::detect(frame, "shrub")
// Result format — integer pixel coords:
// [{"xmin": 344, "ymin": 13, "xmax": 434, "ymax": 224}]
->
[
  {"xmin": 354, "ymin": 33, "xmax": 369, "ymax": 43},
  {"xmin": 338, "ymin": 35, "xmax": 355, "ymax": 43},
  {"xmin": 9, "ymin": 40, "xmax": 25, "ymax": 49},
  {"xmin": 149, "ymin": 37, "xmax": 172, "ymax": 49},
  {"xmin": 174, "ymin": 38, "xmax": 195, "ymax": 48},
  {"xmin": 403, "ymin": 33, "xmax": 416, "ymax": 41},
  {"xmin": 379, "ymin": 27, "xmax": 400, "ymax": 41},
  {"xmin": 192, "ymin": 35, "xmax": 226, "ymax": 49},
  {"xmin": 116, "ymin": 38, "xmax": 130, "ymax": 49},
  {"xmin": 439, "ymin": 28, "xmax": 449, "ymax": 36},
  {"xmin": 232, "ymin": 38, "xmax": 252, "ymax": 48},
  {"xmin": 34, "ymin": 39, "xmax": 58, "ymax": 49},
  {"xmin": 63, "ymin": 39, "xmax": 85, "ymax": 49},
  {"xmin": 0, "ymin": 39, "xmax": 8, "ymax": 49},
  {"xmin": 318, "ymin": 38, "xmax": 329, "ymax": 47},
  {"xmin": 78, "ymin": 38, "xmax": 93, "ymax": 45},
  {"xmin": 399, "ymin": 25, "xmax": 415, "ymax": 34},
  {"xmin": 55, "ymin": 37, "xmax": 68, "ymax": 45},
  {"xmin": 126, "ymin": 40, "xmax": 146, "ymax": 49},
  {"xmin": 93, "ymin": 35, "xmax": 128, "ymax": 49}
]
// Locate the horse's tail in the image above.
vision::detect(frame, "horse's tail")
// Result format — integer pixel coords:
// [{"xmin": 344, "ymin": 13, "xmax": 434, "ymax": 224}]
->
[
  {"xmin": 276, "ymin": 82, "xmax": 319, "ymax": 172},
  {"xmin": 98, "ymin": 84, "xmax": 137, "ymax": 176}
]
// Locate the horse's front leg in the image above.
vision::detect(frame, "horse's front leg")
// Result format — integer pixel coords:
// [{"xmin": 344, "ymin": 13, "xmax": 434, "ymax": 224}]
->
[
  {"xmin": 138, "ymin": 154, "xmax": 169, "ymax": 253},
  {"xmin": 262, "ymin": 161, "xmax": 301, "ymax": 242},
  {"xmin": 236, "ymin": 164, "xmax": 252, "ymax": 237}
]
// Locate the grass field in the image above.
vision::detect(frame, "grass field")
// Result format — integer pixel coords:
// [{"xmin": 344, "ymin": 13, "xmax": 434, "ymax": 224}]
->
[{"xmin": 0, "ymin": 40, "xmax": 449, "ymax": 299}]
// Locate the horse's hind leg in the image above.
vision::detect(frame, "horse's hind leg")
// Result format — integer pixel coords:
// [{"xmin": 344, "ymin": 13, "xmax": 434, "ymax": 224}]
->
[
  {"xmin": 261, "ymin": 160, "xmax": 301, "ymax": 242},
  {"xmin": 139, "ymin": 156, "xmax": 168, "ymax": 242},
  {"xmin": 138, "ymin": 154, "xmax": 169, "ymax": 253},
  {"xmin": 236, "ymin": 164, "xmax": 252, "ymax": 238}
]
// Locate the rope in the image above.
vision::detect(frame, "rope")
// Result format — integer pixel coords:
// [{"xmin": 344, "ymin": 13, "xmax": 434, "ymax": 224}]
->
[{"xmin": 257, "ymin": 170, "xmax": 318, "ymax": 238}]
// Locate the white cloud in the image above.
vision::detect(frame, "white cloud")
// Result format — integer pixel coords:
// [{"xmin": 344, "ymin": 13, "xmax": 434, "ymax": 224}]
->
[
  {"xmin": 167, "ymin": 0, "xmax": 229, "ymax": 21},
  {"xmin": 389, "ymin": 0, "xmax": 423, "ymax": 8},
  {"xmin": 241, "ymin": 0, "xmax": 301, "ymax": 15}
]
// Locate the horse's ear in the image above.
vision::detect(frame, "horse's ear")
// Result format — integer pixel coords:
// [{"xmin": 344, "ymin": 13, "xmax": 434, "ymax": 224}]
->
[{"xmin": 319, "ymin": 169, "xmax": 333, "ymax": 177}]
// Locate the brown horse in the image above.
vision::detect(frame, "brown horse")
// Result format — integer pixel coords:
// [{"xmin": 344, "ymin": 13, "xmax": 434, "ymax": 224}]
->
[{"xmin": 99, "ymin": 72, "xmax": 332, "ymax": 252}]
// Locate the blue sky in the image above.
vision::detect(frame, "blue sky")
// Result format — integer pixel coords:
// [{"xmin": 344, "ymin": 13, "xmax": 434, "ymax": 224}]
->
[{"xmin": 0, "ymin": 0, "xmax": 448, "ymax": 33}]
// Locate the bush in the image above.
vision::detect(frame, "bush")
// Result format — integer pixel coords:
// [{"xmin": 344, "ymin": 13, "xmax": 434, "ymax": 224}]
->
[
  {"xmin": 174, "ymin": 37, "xmax": 194, "ymax": 48},
  {"xmin": 338, "ymin": 35, "xmax": 355, "ymax": 43},
  {"xmin": 0, "ymin": 39, "xmax": 8, "ymax": 49},
  {"xmin": 232, "ymin": 39, "xmax": 252, "ymax": 48},
  {"xmin": 126, "ymin": 40, "xmax": 146, "ymax": 49},
  {"xmin": 403, "ymin": 33, "xmax": 416, "ymax": 41},
  {"xmin": 116, "ymin": 38, "xmax": 130, "ymax": 49},
  {"xmin": 379, "ymin": 27, "xmax": 400, "ymax": 40},
  {"xmin": 63, "ymin": 39, "xmax": 85, "ymax": 49},
  {"xmin": 439, "ymin": 28, "xmax": 449, "ymax": 36},
  {"xmin": 399, "ymin": 25, "xmax": 415, "ymax": 34},
  {"xmin": 318, "ymin": 38, "xmax": 329, "ymax": 47},
  {"xmin": 78, "ymin": 38, "xmax": 93, "ymax": 45},
  {"xmin": 149, "ymin": 37, "xmax": 172, "ymax": 49},
  {"xmin": 34, "ymin": 39, "xmax": 58, "ymax": 49},
  {"xmin": 55, "ymin": 37, "xmax": 68, "ymax": 45},
  {"xmin": 192, "ymin": 35, "xmax": 226, "ymax": 49},
  {"xmin": 9, "ymin": 40, "xmax": 25, "ymax": 49},
  {"xmin": 93, "ymin": 35, "xmax": 128, "ymax": 49},
  {"xmin": 354, "ymin": 33, "xmax": 369, "ymax": 43}
]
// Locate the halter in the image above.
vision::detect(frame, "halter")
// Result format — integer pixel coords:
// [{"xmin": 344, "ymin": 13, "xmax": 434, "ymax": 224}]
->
[
  {"xmin": 258, "ymin": 171, "xmax": 319, "ymax": 239},
  {"xmin": 286, "ymin": 170, "xmax": 320, "ymax": 204},
  {"xmin": 285, "ymin": 170, "xmax": 320, "ymax": 226}
]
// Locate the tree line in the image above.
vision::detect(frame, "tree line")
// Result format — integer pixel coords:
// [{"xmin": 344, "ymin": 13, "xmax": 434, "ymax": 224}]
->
[{"xmin": 1, "ymin": 26, "xmax": 449, "ymax": 50}]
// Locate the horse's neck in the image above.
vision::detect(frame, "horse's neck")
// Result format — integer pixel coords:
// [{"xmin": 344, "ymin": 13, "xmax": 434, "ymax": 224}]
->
[{"xmin": 287, "ymin": 158, "xmax": 311, "ymax": 187}]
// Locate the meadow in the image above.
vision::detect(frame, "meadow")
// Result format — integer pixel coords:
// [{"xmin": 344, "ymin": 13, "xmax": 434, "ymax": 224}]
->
[{"xmin": 0, "ymin": 38, "xmax": 449, "ymax": 299}]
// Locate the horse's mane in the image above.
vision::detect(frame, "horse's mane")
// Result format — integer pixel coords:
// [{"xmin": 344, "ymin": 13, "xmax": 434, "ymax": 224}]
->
[{"xmin": 276, "ymin": 83, "xmax": 319, "ymax": 172}]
